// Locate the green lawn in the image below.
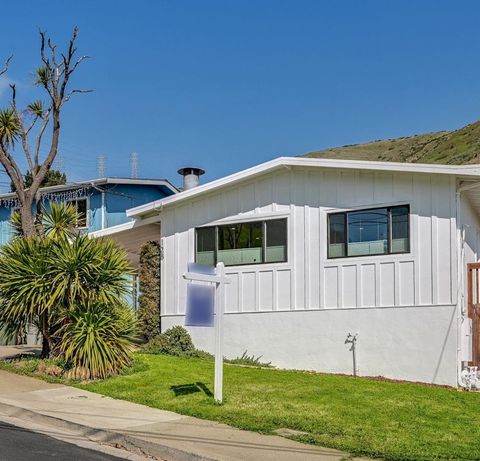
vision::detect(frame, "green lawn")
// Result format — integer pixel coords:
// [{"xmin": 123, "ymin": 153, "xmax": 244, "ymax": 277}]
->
[{"xmin": 78, "ymin": 354, "xmax": 480, "ymax": 461}]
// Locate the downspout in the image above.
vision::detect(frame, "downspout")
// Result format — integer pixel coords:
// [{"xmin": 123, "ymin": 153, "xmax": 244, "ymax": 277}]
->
[
  {"xmin": 456, "ymin": 186, "xmax": 466, "ymax": 388},
  {"xmin": 101, "ymin": 190, "xmax": 106, "ymax": 230},
  {"xmin": 90, "ymin": 183, "xmax": 107, "ymax": 230}
]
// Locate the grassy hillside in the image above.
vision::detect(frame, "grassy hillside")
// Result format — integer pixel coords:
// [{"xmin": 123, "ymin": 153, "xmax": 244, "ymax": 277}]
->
[{"xmin": 303, "ymin": 120, "xmax": 480, "ymax": 165}]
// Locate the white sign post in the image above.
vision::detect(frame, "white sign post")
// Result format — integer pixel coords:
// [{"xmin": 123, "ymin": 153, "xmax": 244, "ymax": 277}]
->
[{"xmin": 183, "ymin": 262, "xmax": 230, "ymax": 403}]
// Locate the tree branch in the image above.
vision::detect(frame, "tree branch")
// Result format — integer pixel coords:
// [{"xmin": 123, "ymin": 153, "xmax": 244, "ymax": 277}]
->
[
  {"xmin": 39, "ymin": 29, "xmax": 59, "ymax": 102},
  {"xmin": 47, "ymin": 38, "xmax": 59, "ymax": 70},
  {"xmin": 63, "ymin": 88, "xmax": 93, "ymax": 104},
  {"xmin": 34, "ymin": 107, "xmax": 51, "ymax": 168},
  {"xmin": 25, "ymin": 116, "xmax": 40, "ymax": 137},
  {"xmin": 30, "ymin": 110, "xmax": 60, "ymax": 192},
  {"xmin": 31, "ymin": 27, "xmax": 87, "ymax": 194},
  {"xmin": 59, "ymin": 27, "xmax": 80, "ymax": 101},
  {"xmin": 39, "ymin": 30, "xmax": 52, "ymax": 71},
  {"xmin": 0, "ymin": 144, "xmax": 24, "ymax": 200},
  {"xmin": 8, "ymin": 84, "xmax": 35, "ymax": 174},
  {"xmin": 68, "ymin": 55, "xmax": 89, "ymax": 76},
  {"xmin": 0, "ymin": 55, "xmax": 12, "ymax": 78},
  {"xmin": 0, "ymin": 27, "xmax": 90, "ymax": 235}
]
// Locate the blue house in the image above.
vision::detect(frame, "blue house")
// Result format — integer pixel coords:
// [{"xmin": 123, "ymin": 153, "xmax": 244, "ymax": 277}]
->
[
  {"xmin": 0, "ymin": 177, "xmax": 178, "ymax": 244},
  {"xmin": 0, "ymin": 177, "xmax": 177, "ymax": 345}
]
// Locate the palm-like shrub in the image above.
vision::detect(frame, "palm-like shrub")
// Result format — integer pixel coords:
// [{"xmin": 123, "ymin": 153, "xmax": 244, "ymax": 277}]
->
[
  {"xmin": 59, "ymin": 302, "xmax": 136, "ymax": 379},
  {"xmin": 11, "ymin": 202, "xmax": 78, "ymax": 238},
  {"xmin": 42, "ymin": 202, "xmax": 79, "ymax": 239},
  {"xmin": 48, "ymin": 235, "xmax": 132, "ymax": 307},
  {"xmin": 0, "ymin": 236, "xmax": 56, "ymax": 353},
  {"xmin": 0, "ymin": 203, "xmax": 136, "ymax": 377}
]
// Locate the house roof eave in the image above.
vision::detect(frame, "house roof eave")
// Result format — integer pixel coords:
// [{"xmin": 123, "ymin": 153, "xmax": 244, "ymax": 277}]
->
[{"xmin": 126, "ymin": 156, "xmax": 480, "ymax": 219}]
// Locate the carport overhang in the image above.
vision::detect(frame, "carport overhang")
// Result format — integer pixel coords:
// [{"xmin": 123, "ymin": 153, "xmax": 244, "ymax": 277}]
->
[{"xmin": 89, "ymin": 217, "xmax": 160, "ymax": 268}]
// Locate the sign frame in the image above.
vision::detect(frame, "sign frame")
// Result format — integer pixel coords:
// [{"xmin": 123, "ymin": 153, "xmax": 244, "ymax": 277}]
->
[{"xmin": 183, "ymin": 261, "xmax": 230, "ymax": 403}]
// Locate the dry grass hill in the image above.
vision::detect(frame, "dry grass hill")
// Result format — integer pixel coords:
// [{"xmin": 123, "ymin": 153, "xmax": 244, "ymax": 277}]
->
[{"xmin": 303, "ymin": 121, "xmax": 480, "ymax": 165}]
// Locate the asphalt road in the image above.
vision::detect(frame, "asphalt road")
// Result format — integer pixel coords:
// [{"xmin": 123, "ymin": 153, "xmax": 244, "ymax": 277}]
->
[{"xmin": 0, "ymin": 420, "xmax": 126, "ymax": 460}]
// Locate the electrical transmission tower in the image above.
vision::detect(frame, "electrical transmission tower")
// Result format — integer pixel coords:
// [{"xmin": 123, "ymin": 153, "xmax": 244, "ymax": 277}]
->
[
  {"xmin": 130, "ymin": 152, "xmax": 139, "ymax": 178},
  {"xmin": 54, "ymin": 153, "xmax": 64, "ymax": 172},
  {"xmin": 97, "ymin": 155, "xmax": 106, "ymax": 177}
]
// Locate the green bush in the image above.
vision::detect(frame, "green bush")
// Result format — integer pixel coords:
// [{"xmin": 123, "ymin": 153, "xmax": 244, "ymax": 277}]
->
[
  {"xmin": 0, "ymin": 203, "xmax": 134, "ymax": 367},
  {"xmin": 137, "ymin": 241, "xmax": 161, "ymax": 341},
  {"xmin": 141, "ymin": 334, "xmax": 169, "ymax": 354},
  {"xmin": 59, "ymin": 302, "xmax": 137, "ymax": 379},
  {"xmin": 142, "ymin": 326, "xmax": 196, "ymax": 356},
  {"xmin": 142, "ymin": 328, "xmax": 271, "ymax": 367}
]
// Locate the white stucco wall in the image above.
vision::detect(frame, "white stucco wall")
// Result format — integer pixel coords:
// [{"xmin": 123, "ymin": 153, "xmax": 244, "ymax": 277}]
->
[
  {"xmin": 163, "ymin": 304, "xmax": 457, "ymax": 385},
  {"xmin": 159, "ymin": 166, "xmax": 461, "ymax": 385}
]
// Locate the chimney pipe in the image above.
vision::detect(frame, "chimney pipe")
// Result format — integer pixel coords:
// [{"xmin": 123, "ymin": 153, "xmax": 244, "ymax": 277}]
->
[{"xmin": 178, "ymin": 167, "xmax": 205, "ymax": 191}]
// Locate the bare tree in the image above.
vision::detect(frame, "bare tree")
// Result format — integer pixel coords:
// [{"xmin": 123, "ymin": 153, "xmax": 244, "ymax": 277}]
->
[{"xmin": 0, "ymin": 28, "xmax": 90, "ymax": 236}]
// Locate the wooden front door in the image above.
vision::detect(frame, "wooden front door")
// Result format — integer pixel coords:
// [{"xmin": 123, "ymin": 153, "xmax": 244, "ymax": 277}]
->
[{"xmin": 467, "ymin": 263, "xmax": 480, "ymax": 366}]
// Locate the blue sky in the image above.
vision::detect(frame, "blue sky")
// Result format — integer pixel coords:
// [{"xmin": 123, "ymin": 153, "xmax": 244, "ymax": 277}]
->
[{"xmin": 0, "ymin": 1, "xmax": 479, "ymax": 189}]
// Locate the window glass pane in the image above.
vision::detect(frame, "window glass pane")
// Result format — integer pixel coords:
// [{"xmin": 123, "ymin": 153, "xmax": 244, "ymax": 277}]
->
[
  {"xmin": 328, "ymin": 214, "xmax": 346, "ymax": 258},
  {"xmin": 196, "ymin": 227, "xmax": 216, "ymax": 266},
  {"xmin": 76, "ymin": 199, "xmax": 87, "ymax": 227},
  {"xmin": 218, "ymin": 222, "xmax": 263, "ymax": 266},
  {"xmin": 347, "ymin": 208, "xmax": 388, "ymax": 256},
  {"xmin": 391, "ymin": 206, "xmax": 409, "ymax": 253},
  {"xmin": 266, "ymin": 219, "xmax": 287, "ymax": 263}
]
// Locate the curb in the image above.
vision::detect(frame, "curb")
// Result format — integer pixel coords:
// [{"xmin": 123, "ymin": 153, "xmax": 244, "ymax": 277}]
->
[{"xmin": 0, "ymin": 400, "xmax": 215, "ymax": 461}]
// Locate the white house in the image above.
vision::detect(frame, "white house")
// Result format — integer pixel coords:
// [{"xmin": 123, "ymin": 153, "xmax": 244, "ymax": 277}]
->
[{"xmin": 93, "ymin": 157, "xmax": 480, "ymax": 387}]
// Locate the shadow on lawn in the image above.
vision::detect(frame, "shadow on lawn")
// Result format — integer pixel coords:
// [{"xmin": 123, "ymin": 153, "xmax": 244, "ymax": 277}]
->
[{"xmin": 170, "ymin": 382, "xmax": 214, "ymax": 397}]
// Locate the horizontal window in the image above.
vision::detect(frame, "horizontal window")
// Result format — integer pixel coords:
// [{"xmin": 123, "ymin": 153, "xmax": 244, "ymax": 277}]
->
[
  {"xmin": 196, "ymin": 218, "xmax": 288, "ymax": 267},
  {"xmin": 327, "ymin": 205, "xmax": 409, "ymax": 259}
]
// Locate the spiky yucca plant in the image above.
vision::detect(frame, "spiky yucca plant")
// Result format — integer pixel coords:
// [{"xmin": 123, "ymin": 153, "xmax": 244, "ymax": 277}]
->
[
  {"xmin": 42, "ymin": 202, "xmax": 79, "ymax": 239},
  {"xmin": 59, "ymin": 302, "xmax": 136, "ymax": 379},
  {"xmin": 0, "ymin": 203, "xmax": 136, "ymax": 376},
  {"xmin": 0, "ymin": 108, "xmax": 20, "ymax": 146},
  {"xmin": 10, "ymin": 202, "xmax": 78, "ymax": 238},
  {"xmin": 0, "ymin": 236, "xmax": 56, "ymax": 352}
]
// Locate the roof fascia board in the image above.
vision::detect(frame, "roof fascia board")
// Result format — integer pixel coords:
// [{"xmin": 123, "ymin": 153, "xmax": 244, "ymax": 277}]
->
[
  {"xmin": 89, "ymin": 214, "xmax": 161, "ymax": 238},
  {"xmin": 0, "ymin": 178, "xmax": 179, "ymax": 200},
  {"xmin": 127, "ymin": 158, "xmax": 285, "ymax": 217},
  {"xmin": 127, "ymin": 157, "xmax": 480, "ymax": 218}
]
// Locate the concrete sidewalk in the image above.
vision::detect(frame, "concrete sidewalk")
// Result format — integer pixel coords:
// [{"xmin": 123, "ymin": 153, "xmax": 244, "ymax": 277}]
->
[
  {"xmin": 0, "ymin": 345, "xmax": 41, "ymax": 360},
  {"xmin": 0, "ymin": 369, "xmax": 361, "ymax": 461}
]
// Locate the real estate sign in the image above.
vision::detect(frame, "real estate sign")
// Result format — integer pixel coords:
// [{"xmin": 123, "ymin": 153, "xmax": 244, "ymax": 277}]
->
[{"xmin": 183, "ymin": 262, "xmax": 230, "ymax": 403}]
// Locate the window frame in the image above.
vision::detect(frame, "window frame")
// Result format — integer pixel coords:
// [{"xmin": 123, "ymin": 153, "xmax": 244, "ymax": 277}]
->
[
  {"xmin": 195, "ymin": 217, "xmax": 289, "ymax": 267},
  {"xmin": 67, "ymin": 197, "xmax": 89, "ymax": 229},
  {"xmin": 327, "ymin": 204, "xmax": 410, "ymax": 259}
]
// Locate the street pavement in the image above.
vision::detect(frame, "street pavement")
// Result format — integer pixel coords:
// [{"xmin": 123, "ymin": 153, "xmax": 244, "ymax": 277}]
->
[{"xmin": 0, "ymin": 420, "xmax": 125, "ymax": 461}]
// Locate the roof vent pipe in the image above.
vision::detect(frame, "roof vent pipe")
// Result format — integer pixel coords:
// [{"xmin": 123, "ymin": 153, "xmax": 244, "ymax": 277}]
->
[{"xmin": 177, "ymin": 167, "xmax": 205, "ymax": 191}]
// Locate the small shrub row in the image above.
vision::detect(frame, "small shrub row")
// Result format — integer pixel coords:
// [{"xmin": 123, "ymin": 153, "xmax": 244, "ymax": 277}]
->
[{"xmin": 142, "ymin": 326, "xmax": 272, "ymax": 367}]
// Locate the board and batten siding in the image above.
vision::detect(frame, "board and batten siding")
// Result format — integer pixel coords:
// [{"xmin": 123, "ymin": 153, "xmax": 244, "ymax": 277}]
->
[{"xmin": 160, "ymin": 168, "xmax": 458, "ymax": 316}]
